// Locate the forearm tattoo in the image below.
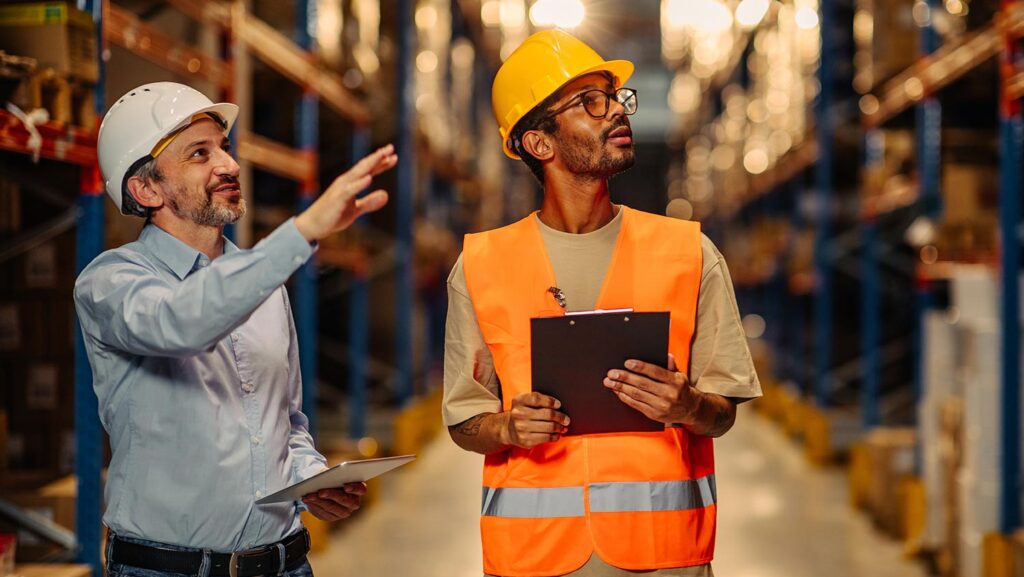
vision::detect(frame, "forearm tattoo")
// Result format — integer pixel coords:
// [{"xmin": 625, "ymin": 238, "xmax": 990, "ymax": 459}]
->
[{"xmin": 455, "ymin": 414, "xmax": 488, "ymax": 437}]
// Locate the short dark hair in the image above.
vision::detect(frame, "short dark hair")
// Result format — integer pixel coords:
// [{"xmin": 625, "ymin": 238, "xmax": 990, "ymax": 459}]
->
[
  {"xmin": 122, "ymin": 156, "xmax": 162, "ymax": 217},
  {"xmin": 509, "ymin": 91, "xmax": 561, "ymax": 183}
]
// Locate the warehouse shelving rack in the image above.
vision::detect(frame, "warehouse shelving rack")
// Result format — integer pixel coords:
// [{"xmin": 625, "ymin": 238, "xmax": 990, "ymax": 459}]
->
[{"xmin": 855, "ymin": 0, "xmax": 1023, "ymax": 544}]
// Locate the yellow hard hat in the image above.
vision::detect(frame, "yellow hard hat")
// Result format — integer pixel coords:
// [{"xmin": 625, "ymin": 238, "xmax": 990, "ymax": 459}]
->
[{"xmin": 492, "ymin": 30, "xmax": 634, "ymax": 159}]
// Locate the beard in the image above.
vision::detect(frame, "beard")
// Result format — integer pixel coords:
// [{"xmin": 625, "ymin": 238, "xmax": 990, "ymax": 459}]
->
[
  {"xmin": 167, "ymin": 178, "xmax": 246, "ymax": 226},
  {"xmin": 557, "ymin": 118, "xmax": 635, "ymax": 179}
]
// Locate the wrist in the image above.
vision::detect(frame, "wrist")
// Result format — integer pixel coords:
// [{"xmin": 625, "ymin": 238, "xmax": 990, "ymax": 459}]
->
[
  {"xmin": 294, "ymin": 213, "xmax": 316, "ymax": 242},
  {"xmin": 496, "ymin": 412, "xmax": 514, "ymax": 447},
  {"xmin": 674, "ymin": 387, "xmax": 703, "ymax": 425}
]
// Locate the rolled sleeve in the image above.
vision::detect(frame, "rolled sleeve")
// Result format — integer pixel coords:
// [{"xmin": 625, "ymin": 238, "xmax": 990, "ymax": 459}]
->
[
  {"xmin": 690, "ymin": 236, "xmax": 762, "ymax": 401},
  {"xmin": 443, "ymin": 255, "xmax": 503, "ymax": 427}
]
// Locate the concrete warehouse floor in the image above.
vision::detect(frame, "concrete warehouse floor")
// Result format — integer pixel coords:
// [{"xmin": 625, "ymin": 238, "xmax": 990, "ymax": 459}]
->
[{"xmin": 309, "ymin": 406, "xmax": 928, "ymax": 577}]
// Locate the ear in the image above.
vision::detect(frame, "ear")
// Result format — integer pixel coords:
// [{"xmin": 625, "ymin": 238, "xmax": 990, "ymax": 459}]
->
[
  {"xmin": 126, "ymin": 175, "xmax": 165, "ymax": 210},
  {"xmin": 520, "ymin": 130, "xmax": 554, "ymax": 161}
]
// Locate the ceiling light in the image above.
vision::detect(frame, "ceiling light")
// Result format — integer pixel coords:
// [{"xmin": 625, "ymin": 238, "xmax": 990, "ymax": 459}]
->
[
  {"xmin": 736, "ymin": 0, "xmax": 770, "ymax": 29},
  {"xmin": 530, "ymin": 0, "xmax": 586, "ymax": 29},
  {"xmin": 795, "ymin": 7, "xmax": 819, "ymax": 29}
]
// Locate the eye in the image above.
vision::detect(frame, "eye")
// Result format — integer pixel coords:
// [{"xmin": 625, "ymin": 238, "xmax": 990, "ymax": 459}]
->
[
  {"xmin": 191, "ymin": 148, "xmax": 208, "ymax": 159},
  {"xmin": 582, "ymin": 93, "xmax": 601, "ymax": 107}
]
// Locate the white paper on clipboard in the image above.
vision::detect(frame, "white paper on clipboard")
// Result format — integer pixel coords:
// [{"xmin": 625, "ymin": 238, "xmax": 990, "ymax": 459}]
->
[{"xmin": 256, "ymin": 454, "xmax": 416, "ymax": 505}]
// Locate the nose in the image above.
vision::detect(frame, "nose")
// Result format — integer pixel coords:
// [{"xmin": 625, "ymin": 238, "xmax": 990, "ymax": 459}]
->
[
  {"xmin": 607, "ymin": 96, "xmax": 627, "ymax": 121},
  {"xmin": 213, "ymin": 145, "xmax": 240, "ymax": 178}
]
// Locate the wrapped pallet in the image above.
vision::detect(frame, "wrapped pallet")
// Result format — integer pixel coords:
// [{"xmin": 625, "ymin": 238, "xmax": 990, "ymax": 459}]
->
[
  {"xmin": 951, "ymin": 267, "xmax": 1004, "ymax": 577},
  {"xmin": 919, "ymin": 310, "xmax": 961, "ymax": 553}
]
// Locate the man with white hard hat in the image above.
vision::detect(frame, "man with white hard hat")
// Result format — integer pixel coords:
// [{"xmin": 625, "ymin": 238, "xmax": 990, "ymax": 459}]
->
[{"xmin": 74, "ymin": 82, "xmax": 396, "ymax": 577}]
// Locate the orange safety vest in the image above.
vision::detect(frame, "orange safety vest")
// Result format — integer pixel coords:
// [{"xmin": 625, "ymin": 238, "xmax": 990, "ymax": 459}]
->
[{"xmin": 462, "ymin": 206, "xmax": 715, "ymax": 577}]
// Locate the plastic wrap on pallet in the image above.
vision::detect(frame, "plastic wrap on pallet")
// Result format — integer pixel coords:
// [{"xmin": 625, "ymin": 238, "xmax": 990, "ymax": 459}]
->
[
  {"xmin": 958, "ymin": 326, "xmax": 1002, "ymax": 577},
  {"xmin": 920, "ymin": 310, "xmax": 960, "ymax": 551}
]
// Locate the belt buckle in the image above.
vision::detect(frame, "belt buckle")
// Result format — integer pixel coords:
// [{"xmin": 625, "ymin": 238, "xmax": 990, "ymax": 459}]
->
[{"xmin": 228, "ymin": 551, "xmax": 246, "ymax": 577}]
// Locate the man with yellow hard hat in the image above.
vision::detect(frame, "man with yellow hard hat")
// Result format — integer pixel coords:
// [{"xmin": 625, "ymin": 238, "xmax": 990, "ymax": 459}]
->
[{"xmin": 442, "ymin": 30, "xmax": 761, "ymax": 577}]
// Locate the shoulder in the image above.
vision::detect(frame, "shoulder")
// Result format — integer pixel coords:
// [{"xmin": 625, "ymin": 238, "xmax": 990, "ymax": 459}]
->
[
  {"xmin": 698, "ymin": 234, "xmax": 727, "ymax": 279},
  {"xmin": 74, "ymin": 243, "xmax": 159, "ymax": 299},
  {"xmin": 626, "ymin": 207, "xmax": 701, "ymax": 239}
]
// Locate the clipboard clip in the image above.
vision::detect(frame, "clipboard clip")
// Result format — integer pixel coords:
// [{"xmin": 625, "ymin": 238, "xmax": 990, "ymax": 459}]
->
[{"xmin": 547, "ymin": 286, "xmax": 567, "ymax": 309}]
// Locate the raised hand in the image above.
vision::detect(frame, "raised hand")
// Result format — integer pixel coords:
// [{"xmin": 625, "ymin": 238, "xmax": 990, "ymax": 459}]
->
[{"xmin": 294, "ymin": 144, "xmax": 398, "ymax": 242}]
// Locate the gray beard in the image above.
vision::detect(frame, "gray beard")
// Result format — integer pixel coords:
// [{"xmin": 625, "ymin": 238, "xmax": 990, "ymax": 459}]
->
[{"xmin": 168, "ymin": 188, "xmax": 246, "ymax": 226}]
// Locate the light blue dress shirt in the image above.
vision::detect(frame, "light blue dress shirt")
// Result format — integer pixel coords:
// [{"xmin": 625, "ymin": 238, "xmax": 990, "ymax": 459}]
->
[{"xmin": 73, "ymin": 218, "xmax": 327, "ymax": 552}]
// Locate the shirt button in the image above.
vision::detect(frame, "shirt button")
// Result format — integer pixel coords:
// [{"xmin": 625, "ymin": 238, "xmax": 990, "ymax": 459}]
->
[
  {"xmin": 242, "ymin": 382, "xmax": 255, "ymax": 393},
  {"xmin": 231, "ymin": 334, "xmax": 239, "ymax": 343},
  {"xmin": 293, "ymin": 256, "xmax": 304, "ymax": 265},
  {"xmin": 255, "ymin": 490, "xmax": 263, "ymax": 499},
  {"xmin": 251, "ymin": 436, "xmax": 261, "ymax": 445}
]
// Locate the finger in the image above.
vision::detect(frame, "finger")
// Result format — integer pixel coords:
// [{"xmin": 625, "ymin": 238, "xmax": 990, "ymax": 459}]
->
[
  {"xmin": 353, "ymin": 190, "xmax": 388, "ymax": 214},
  {"xmin": 304, "ymin": 501, "xmax": 338, "ymax": 521},
  {"xmin": 513, "ymin": 392, "xmax": 561, "ymax": 409},
  {"xmin": 604, "ymin": 376, "xmax": 666, "ymax": 409},
  {"xmin": 318, "ymin": 490, "xmax": 360, "ymax": 510},
  {"xmin": 622, "ymin": 359, "xmax": 679, "ymax": 384},
  {"xmin": 614, "ymin": 390, "xmax": 660, "ymax": 420},
  {"xmin": 348, "ymin": 145, "xmax": 395, "ymax": 179},
  {"xmin": 520, "ymin": 407, "xmax": 570, "ymax": 426},
  {"xmin": 667, "ymin": 353, "xmax": 678, "ymax": 372},
  {"xmin": 342, "ymin": 482, "xmax": 367, "ymax": 495},
  {"xmin": 605, "ymin": 369, "xmax": 673, "ymax": 397},
  {"xmin": 366, "ymin": 152, "xmax": 399, "ymax": 177},
  {"xmin": 310, "ymin": 495, "xmax": 354, "ymax": 518},
  {"xmin": 514, "ymin": 418, "xmax": 568, "ymax": 435}
]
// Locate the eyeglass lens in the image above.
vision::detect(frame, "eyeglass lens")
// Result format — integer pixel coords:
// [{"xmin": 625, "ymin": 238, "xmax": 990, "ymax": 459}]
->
[{"xmin": 582, "ymin": 89, "xmax": 637, "ymax": 118}]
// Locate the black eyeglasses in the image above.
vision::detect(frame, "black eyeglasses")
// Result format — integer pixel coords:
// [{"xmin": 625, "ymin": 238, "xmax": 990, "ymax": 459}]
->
[{"xmin": 545, "ymin": 87, "xmax": 638, "ymax": 120}]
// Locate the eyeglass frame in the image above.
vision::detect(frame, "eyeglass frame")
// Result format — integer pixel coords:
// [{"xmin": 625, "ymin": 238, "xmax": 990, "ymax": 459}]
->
[{"xmin": 543, "ymin": 87, "xmax": 638, "ymax": 121}]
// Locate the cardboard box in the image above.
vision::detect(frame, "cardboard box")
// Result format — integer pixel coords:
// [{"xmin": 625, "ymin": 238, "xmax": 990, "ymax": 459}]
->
[
  {"xmin": 0, "ymin": 3, "xmax": 98, "ymax": 83},
  {"xmin": 865, "ymin": 427, "xmax": 917, "ymax": 537}
]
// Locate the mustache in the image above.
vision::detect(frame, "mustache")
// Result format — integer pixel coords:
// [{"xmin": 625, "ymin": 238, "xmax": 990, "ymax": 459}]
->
[
  {"xmin": 602, "ymin": 117, "xmax": 631, "ymax": 142},
  {"xmin": 207, "ymin": 175, "xmax": 239, "ymax": 192}
]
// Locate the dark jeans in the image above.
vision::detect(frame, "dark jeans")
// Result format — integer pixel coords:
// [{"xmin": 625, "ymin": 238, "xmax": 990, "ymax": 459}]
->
[{"xmin": 105, "ymin": 533, "xmax": 314, "ymax": 577}]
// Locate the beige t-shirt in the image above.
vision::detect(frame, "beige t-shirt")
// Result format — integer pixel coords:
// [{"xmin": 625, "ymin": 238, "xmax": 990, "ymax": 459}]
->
[{"xmin": 443, "ymin": 208, "xmax": 760, "ymax": 577}]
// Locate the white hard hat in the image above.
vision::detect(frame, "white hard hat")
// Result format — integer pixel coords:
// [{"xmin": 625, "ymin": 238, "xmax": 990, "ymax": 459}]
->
[{"xmin": 97, "ymin": 82, "xmax": 239, "ymax": 215}]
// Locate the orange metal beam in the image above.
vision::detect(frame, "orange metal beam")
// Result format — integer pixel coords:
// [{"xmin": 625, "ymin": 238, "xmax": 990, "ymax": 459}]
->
[
  {"xmin": 106, "ymin": 5, "xmax": 231, "ymax": 89},
  {"xmin": 863, "ymin": 24, "xmax": 1001, "ymax": 127},
  {"xmin": 236, "ymin": 130, "xmax": 317, "ymax": 183}
]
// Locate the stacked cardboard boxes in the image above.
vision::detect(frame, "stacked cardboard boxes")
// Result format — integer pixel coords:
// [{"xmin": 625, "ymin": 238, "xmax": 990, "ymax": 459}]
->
[{"xmin": 0, "ymin": 2, "xmax": 98, "ymax": 129}]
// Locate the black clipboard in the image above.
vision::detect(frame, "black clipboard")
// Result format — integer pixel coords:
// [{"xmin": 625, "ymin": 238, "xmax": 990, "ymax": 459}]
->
[{"xmin": 531, "ymin": 310, "xmax": 669, "ymax": 436}]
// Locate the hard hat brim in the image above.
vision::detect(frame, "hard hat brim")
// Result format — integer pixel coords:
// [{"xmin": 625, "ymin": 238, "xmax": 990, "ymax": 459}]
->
[{"xmin": 503, "ymin": 59, "xmax": 635, "ymax": 160}]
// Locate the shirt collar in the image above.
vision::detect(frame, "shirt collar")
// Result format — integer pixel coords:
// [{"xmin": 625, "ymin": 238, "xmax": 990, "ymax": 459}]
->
[{"xmin": 138, "ymin": 223, "xmax": 239, "ymax": 280}]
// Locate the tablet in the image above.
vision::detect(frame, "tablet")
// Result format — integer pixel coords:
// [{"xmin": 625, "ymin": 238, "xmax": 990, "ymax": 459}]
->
[{"xmin": 256, "ymin": 454, "xmax": 416, "ymax": 505}]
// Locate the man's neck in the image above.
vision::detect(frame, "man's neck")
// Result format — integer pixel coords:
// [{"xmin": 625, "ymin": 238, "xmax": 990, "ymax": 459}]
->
[
  {"xmin": 538, "ymin": 173, "xmax": 616, "ymax": 234},
  {"xmin": 151, "ymin": 214, "xmax": 225, "ymax": 260}
]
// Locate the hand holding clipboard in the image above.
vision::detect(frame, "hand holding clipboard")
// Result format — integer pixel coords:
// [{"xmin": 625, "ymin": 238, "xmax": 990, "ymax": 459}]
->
[{"xmin": 531, "ymin": 310, "xmax": 672, "ymax": 436}]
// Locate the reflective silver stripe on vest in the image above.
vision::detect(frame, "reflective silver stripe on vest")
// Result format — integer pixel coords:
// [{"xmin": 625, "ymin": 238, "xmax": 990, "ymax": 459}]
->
[
  {"xmin": 481, "ymin": 486, "xmax": 586, "ymax": 518},
  {"xmin": 588, "ymin": 475, "xmax": 717, "ymax": 513}
]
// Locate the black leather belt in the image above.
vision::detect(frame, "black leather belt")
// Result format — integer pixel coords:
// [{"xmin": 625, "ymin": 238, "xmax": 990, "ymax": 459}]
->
[{"xmin": 109, "ymin": 528, "xmax": 310, "ymax": 577}]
